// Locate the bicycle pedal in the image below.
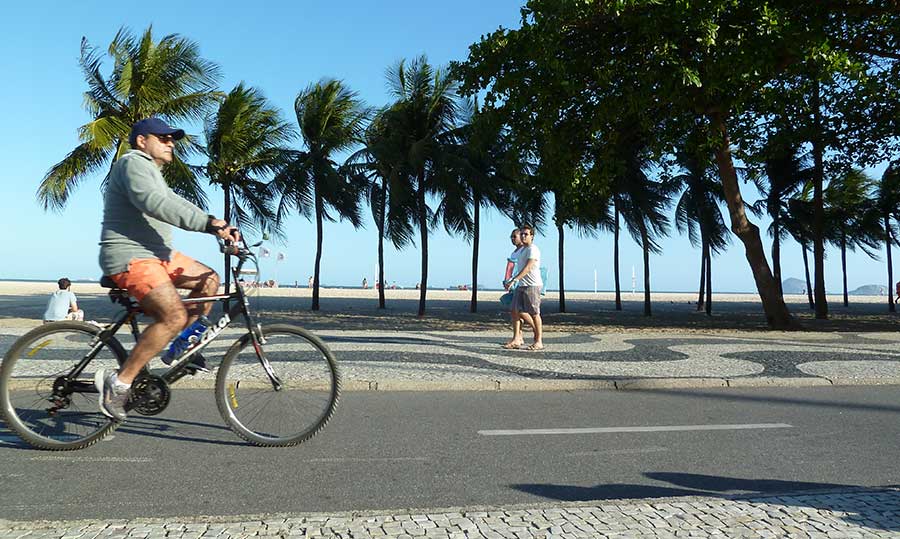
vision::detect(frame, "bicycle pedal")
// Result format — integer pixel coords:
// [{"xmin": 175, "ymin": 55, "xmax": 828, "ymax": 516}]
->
[{"xmin": 185, "ymin": 365, "xmax": 211, "ymax": 375}]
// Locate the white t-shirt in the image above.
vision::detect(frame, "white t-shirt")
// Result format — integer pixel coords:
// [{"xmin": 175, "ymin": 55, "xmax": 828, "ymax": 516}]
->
[
  {"xmin": 43, "ymin": 290, "xmax": 76, "ymax": 321},
  {"xmin": 518, "ymin": 244, "xmax": 542, "ymax": 287},
  {"xmin": 507, "ymin": 246, "xmax": 523, "ymax": 281}
]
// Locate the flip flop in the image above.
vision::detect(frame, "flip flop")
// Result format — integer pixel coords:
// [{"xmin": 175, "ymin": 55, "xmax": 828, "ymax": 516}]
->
[
  {"xmin": 526, "ymin": 344, "xmax": 545, "ymax": 351},
  {"xmin": 502, "ymin": 342, "xmax": 522, "ymax": 349}
]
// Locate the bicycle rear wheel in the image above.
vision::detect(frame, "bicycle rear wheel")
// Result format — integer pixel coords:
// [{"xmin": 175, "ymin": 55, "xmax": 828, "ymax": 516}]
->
[
  {"xmin": 215, "ymin": 324, "xmax": 340, "ymax": 447},
  {"xmin": 0, "ymin": 322, "xmax": 125, "ymax": 450}
]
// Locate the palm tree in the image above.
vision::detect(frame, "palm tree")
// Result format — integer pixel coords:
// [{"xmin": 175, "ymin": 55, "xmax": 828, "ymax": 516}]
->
[
  {"xmin": 384, "ymin": 56, "xmax": 462, "ymax": 316},
  {"xmin": 600, "ymin": 123, "xmax": 671, "ymax": 316},
  {"xmin": 783, "ymin": 188, "xmax": 816, "ymax": 309},
  {"xmin": 672, "ymin": 146, "xmax": 730, "ymax": 316},
  {"xmin": 751, "ymin": 132, "xmax": 810, "ymax": 297},
  {"xmin": 199, "ymin": 83, "xmax": 293, "ymax": 295},
  {"xmin": 37, "ymin": 26, "xmax": 221, "ymax": 210},
  {"xmin": 824, "ymin": 169, "xmax": 881, "ymax": 307},
  {"xmin": 347, "ymin": 109, "xmax": 417, "ymax": 309},
  {"xmin": 873, "ymin": 162, "xmax": 900, "ymax": 313},
  {"xmin": 271, "ymin": 79, "xmax": 369, "ymax": 310},
  {"xmin": 446, "ymin": 103, "xmax": 521, "ymax": 312}
]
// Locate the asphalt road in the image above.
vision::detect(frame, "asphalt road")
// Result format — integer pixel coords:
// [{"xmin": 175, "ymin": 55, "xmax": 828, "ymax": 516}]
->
[{"xmin": 1, "ymin": 386, "xmax": 898, "ymax": 521}]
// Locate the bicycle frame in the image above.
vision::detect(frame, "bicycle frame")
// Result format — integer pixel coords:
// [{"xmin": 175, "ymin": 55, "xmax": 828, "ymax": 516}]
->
[{"xmin": 65, "ymin": 253, "xmax": 283, "ymax": 394}]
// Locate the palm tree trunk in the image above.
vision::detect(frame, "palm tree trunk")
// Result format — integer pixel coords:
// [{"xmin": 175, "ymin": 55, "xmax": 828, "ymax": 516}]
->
[
  {"xmin": 802, "ymin": 242, "xmax": 814, "ymax": 309},
  {"xmin": 417, "ymin": 176, "xmax": 428, "ymax": 317},
  {"xmin": 639, "ymin": 221, "xmax": 651, "ymax": 316},
  {"xmin": 312, "ymin": 194, "xmax": 324, "ymax": 311},
  {"xmin": 841, "ymin": 233, "xmax": 849, "ymax": 307},
  {"xmin": 557, "ymin": 221, "xmax": 566, "ymax": 313},
  {"xmin": 697, "ymin": 237, "xmax": 706, "ymax": 311},
  {"xmin": 377, "ymin": 181, "xmax": 386, "ymax": 309},
  {"xmin": 223, "ymin": 181, "xmax": 232, "ymax": 312},
  {"xmin": 886, "ymin": 214, "xmax": 895, "ymax": 313},
  {"xmin": 470, "ymin": 195, "xmax": 480, "ymax": 313},
  {"xmin": 613, "ymin": 200, "xmax": 622, "ymax": 311},
  {"xmin": 812, "ymin": 79, "xmax": 828, "ymax": 320},
  {"xmin": 709, "ymin": 111, "xmax": 795, "ymax": 329},
  {"xmin": 772, "ymin": 218, "xmax": 782, "ymax": 297},
  {"xmin": 705, "ymin": 239, "xmax": 712, "ymax": 316}
]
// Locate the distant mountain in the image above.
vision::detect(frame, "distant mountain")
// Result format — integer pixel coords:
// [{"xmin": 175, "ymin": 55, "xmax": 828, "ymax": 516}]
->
[
  {"xmin": 781, "ymin": 278, "xmax": 807, "ymax": 294},
  {"xmin": 849, "ymin": 284, "xmax": 888, "ymax": 296}
]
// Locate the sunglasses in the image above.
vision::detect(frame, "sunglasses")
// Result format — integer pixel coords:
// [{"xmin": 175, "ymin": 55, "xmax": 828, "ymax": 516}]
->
[{"xmin": 150, "ymin": 133, "xmax": 176, "ymax": 143}]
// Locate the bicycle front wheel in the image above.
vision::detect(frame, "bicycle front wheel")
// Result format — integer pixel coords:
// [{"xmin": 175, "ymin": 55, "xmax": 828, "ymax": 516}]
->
[
  {"xmin": 215, "ymin": 324, "xmax": 340, "ymax": 447},
  {"xmin": 0, "ymin": 322, "xmax": 125, "ymax": 450}
]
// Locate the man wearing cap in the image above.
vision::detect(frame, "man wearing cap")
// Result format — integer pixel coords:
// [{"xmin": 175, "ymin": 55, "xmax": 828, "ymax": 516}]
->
[{"xmin": 94, "ymin": 118, "xmax": 239, "ymax": 421}]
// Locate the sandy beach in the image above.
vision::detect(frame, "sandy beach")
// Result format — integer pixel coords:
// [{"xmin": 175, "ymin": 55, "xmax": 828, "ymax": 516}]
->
[{"xmin": 2, "ymin": 280, "xmax": 898, "ymax": 333}]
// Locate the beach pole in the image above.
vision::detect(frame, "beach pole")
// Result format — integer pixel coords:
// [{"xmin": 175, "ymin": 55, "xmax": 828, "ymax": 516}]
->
[
  {"xmin": 594, "ymin": 269, "xmax": 597, "ymax": 294},
  {"xmin": 631, "ymin": 265, "xmax": 636, "ymax": 296}
]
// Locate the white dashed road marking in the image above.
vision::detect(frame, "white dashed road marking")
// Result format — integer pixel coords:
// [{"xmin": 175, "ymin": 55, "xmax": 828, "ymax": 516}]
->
[{"xmin": 478, "ymin": 422, "xmax": 793, "ymax": 436}]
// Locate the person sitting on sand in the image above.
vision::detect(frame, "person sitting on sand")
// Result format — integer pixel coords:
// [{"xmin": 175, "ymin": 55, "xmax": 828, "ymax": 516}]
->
[{"xmin": 43, "ymin": 278, "xmax": 84, "ymax": 323}]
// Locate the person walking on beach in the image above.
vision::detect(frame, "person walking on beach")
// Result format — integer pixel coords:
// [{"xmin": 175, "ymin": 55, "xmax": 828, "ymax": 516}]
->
[
  {"xmin": 362, "ymin": 277, "xmax": 368, "ymax": 289},
  {"xmin": 503, "ymin": 228, "xmax": 525, "ymax": 349},
  {"xmin": 94, "ymin": 118, "xmax": 239, "ymax": 421},
  {"xmin": 507, "ymin": 225, "xmax": 544, "ymax": 351},
  {"xmin": 43, "ymin": 277, "xmax": 84, "ymax": 322}
]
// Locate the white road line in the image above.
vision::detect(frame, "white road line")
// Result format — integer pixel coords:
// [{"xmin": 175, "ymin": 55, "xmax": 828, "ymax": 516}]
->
[
  {"xmin": 478, "ymin": 423, "xmax": 793, "ymax": 436},
  {"xmin": 301, "ymin": 457, "xmax": 426, "ymax": 463},
  {"xmin": 565, "ymin": 446, "xmax": 669, "ymax": 457},
  {"xmin": 29, "ymin": 456, "xmax": 153, "ymax": 463}
]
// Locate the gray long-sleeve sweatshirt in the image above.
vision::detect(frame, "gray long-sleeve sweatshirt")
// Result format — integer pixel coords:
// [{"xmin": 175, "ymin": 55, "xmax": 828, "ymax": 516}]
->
[{"xmin": 98, "ymin": 150, "xmax": 209, "ymax": 276}]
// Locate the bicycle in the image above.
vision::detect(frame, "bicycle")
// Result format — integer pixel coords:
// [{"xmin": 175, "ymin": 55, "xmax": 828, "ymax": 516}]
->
[{"xmin": 0, "ymin": 241, "xmax": 340, "ymax": 451}]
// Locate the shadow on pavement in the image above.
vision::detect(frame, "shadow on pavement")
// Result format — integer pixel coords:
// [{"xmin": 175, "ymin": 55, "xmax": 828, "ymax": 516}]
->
[
  {"xmin": 0, "ymin": 416, "xmax": 249, "ymax": 449},
  {"xmin": 512, "ymin": 472, "xmax": 900, "ymax": 532}
]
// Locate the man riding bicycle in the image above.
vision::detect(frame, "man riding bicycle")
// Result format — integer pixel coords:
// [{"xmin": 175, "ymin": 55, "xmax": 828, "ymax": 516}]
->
[{"xmin": 95, "ymin": 117, "xmax": 239, "ymax": 421}]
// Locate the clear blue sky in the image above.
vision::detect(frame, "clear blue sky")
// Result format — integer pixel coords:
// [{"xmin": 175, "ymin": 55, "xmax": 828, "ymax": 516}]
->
[{"xmin": 0, "ymin": 1, "xmax": 894, "ymax": 293}]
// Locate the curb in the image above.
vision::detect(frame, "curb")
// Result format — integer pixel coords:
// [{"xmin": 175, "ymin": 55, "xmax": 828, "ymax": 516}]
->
[{"xmin": 3, "ymin": 486, "xmax": 898, "ymax": 530}]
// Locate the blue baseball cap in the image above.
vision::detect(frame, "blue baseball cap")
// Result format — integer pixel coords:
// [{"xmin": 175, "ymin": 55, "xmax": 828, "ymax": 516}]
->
[{"xmin": 129, "ymin": 118, "xmax": 185, "ymax": 147}]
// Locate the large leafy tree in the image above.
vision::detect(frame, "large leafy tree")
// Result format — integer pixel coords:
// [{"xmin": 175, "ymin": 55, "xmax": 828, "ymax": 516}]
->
[
  {"xmin": 271, "ymin": 79, "xmax": 369, "ymax": 310},
  {"xmin": 37, "ymin": 26, "xmax": 221, "ymax": 210},
  {"xmin": 459, "ymin": 0, "xmax": 900, "ymax": 329},
  {"xmin": 385, "ymin": 56, "xmax": 462, "ymax": 317},
  {"xmin": 199, "ymin": 83, "xmax": 293, "ymax": 293}
]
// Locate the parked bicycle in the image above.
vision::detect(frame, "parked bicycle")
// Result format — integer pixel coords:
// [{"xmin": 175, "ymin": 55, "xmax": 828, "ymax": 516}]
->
[{"xmin": 0, "ymin": 240, "xmax": 340, "ymax": 450}]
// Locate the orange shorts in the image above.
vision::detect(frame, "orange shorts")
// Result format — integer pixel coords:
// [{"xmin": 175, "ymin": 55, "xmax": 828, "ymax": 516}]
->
[{"xmin": 109, "ymin": 252, "xmax": 197, "ymax": 302}]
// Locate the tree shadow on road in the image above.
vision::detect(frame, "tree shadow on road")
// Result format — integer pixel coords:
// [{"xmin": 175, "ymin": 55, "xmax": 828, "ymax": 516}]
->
[{"xmin": 512, "ymin": 472, "xmax": 900, "ymax": 532}]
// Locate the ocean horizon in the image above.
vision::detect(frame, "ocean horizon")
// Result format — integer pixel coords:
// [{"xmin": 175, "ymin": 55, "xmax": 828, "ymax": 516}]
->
[{"xmin": 0, "ymin": 277, "xmax": 830, "ymax": 296}]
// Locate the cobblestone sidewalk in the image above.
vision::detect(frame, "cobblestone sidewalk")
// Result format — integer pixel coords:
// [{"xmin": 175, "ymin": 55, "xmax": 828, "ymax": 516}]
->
[
  {"xmin": 3, "ymin": 327, "xmax": 900, "ymax": 389},
  {"xmin": 2, "ymin": 488, "xmax": 898, "ymax": 538}
]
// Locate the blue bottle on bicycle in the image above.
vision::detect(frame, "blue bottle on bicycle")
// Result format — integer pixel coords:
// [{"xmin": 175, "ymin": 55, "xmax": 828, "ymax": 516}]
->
[{"xmin": 162, "ymin": 316, "xmax": 210, "ymax": 365}]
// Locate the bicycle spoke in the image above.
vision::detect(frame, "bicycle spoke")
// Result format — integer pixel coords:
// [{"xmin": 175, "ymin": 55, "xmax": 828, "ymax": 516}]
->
[
  {"xmin": 215, "ymin": 325, "xmax": 340, "ymax": 446},
  {"xmin": 0, "ymin": 323, "xmax": 122, "ymax": 450}
]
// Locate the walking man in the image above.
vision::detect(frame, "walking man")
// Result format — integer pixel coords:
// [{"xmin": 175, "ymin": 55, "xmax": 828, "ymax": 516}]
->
[
  {"xmin": 94, "ymin": 118, "xmax": 238, "ymax": 421},
  {"xmin": 507, "ymin": 225, "xmax": 544, "ymax": 351},
  {"xmin": 503, "ymin": 227, "xmax": 524, "ymax": 349}
]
